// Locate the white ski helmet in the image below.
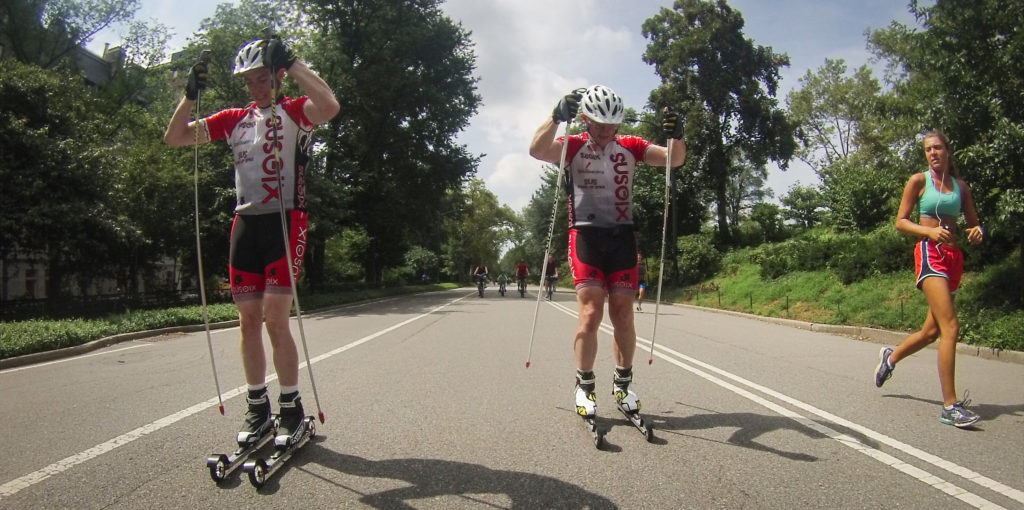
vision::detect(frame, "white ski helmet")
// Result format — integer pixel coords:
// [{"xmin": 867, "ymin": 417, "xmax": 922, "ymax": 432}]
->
[
  {"xmin": 233, "ymin": 39, "xmax": 266, "ymax": 75},
  {"xmin": 580, "ymin": 84, "xmax": 624, "ymax": 124}
]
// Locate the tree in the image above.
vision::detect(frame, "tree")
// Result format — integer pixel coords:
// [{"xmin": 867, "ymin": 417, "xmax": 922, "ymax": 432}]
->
[
  {"xmin": 642, "ymin": 0, "xmax": 795, "ymax": 245},
  {"xmin": 780, "ymin": 184, "xmax": 824, "ymax": 229},
  {"xmin": 786, "ymin": 59, "xmax": 883, "ymax": 173},
  {"xmin": 444, "ymin": 179, "xmax": 514, "ymax": 280},
  {"xmin": 299, "ymin": 0, "xmax": 481, "ymax": 282},
  {"xmin": 0, "ymin": 61, "xmax": 119, "ymax": 298},
  {"xmin": 1, "ymin": 0, "xmax": 139, "ymax": 68},
  {"xmin": 724, "ymin": 159, "xmax": 772, "ymax": 230}
]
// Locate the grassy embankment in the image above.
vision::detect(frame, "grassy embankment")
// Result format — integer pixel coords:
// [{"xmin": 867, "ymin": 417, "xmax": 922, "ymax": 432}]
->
[{"xmin": 660, "ymin": 249, "xmax": 1023, "ymax": 352}]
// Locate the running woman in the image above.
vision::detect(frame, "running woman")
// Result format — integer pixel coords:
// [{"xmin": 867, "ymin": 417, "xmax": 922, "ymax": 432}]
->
[
  {"xmin": 875, "ymin": 130, "xmax": 984, "ymax": 428},
  {"xmin": 529, "ymin": 85, "xmax": 685, "ymax": 419},
  {"xmin": 164, "ymin": 36, "xmax": 339, "ymax": 446}
]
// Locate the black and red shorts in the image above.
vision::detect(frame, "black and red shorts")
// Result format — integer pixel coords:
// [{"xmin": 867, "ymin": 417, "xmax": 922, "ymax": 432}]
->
[
  {"xmin": 228, "ymin": 210, "xmax": 308, "ymax": 301},
  {"xmin": 568, "ymin": 226, "xmax": 638, "ymax": 295}
]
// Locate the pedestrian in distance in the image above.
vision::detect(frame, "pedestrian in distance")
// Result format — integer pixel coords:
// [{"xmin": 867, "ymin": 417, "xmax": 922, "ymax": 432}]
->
[
  {"xmin": 528, "ymin": 84, "xmax": 685, "ymax": 423},
  {"xmin": 635, "ymin": 252, "xmax": 647, "ymax": 312},
  {"xmin": 875, "ymin": 129, "xmax": 984, "ymax": 428},
  {"xmin": 163, "ymin": 36, "xmax": 339, "ymax": 448}
]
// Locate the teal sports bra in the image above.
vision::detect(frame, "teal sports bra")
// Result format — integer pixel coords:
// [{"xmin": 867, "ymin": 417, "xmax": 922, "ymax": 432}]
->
[{"xmin": 918, "ymin": 171, "xmax": 960, "ymax": 219}]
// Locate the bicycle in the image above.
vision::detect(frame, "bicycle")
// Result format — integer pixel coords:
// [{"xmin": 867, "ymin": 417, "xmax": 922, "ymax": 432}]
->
[
  {"xmin": 517, "ymin": 276, "xmax": 527, "ymax": 298},
  {"xmin": 498, "ymin": 279, "xmax": 506, "ymax": 296},
  {"xmin": 476, "ymin": 275, "xmax": 487, "ymax": 298},
  {"xmin": 544, "ymin": 275, "xmax": 557, "ymax": 300}
]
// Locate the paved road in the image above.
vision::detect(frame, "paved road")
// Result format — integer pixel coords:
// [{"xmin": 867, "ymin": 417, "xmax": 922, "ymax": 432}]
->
[{"xmin": 1, "ymin": 288, "xmax": 1021, "ymax": 509}]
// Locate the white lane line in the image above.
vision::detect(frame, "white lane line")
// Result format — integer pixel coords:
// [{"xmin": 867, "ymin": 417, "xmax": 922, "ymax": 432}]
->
[
  {"xmin": 0, "ymin": 295, "xmax": 466, "ymax": 499},
  {"xmin": 0, "ymin": 344, "xmax": 153, "ymax": 374},
  {"xmin": 547, "ymin": 301, "xmax": 1016, "ymax": 509}
]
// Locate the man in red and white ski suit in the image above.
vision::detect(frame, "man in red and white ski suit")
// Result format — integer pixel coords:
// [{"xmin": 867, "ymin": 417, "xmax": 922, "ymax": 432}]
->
[
  {"xmin": 529, "ymin": 85, "xmax": 685, "ymax": 419},
  {"xmin": 163, "ymin": 37, "xmax": 338, "ymax": 448}
]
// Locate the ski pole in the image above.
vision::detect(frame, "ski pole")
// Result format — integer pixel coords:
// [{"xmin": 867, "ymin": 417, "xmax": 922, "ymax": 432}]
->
[
  {"xmin": 648, "ymin": 136, "xmax": 672, "ymax": 365},
  {"xmin": 192, "ymin": 50, "xmax": 225, "ymax": 415},
  {"xmin": 525, "ymin": 118, "xmax": 572, "ymax": 368},
  {"xmin": 267, "ymin": 51, "xmax": 325, "ymax": 424}
]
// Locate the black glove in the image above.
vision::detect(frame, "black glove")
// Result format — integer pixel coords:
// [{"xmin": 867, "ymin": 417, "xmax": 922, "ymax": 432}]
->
[
  {"xmin": 662, "ymin": 108, "xmax": 684, "ymax": 139},
  {"xmin": 184, "ymin": 60, "xmax": 208, "ymax": 100},
  {"xmin": 263, "ymin": 36, "xmax": 296, "ymax": 72},
  {"xmin": 552, "ymin": 89, "xmax": 584, "ymax": 124}
]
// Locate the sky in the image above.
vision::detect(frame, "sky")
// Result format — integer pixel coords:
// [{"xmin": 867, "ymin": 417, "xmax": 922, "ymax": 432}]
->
[{"xmin": 87, "ymin": 0, "xmax": 922, "ymax": 212}]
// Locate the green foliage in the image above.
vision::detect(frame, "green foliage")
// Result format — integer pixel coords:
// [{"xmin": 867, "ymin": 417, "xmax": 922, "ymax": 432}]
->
[
  {"xmin": 752, "ymin": 226, "xmax": 912, "ymax": 283},
  {"xmin": 404, "ymin": 246, "xmax": 439, "ymax": 278},
  {"xmin": 664, "ymin": 248, "xmax": 1022, "ymax": 350},
  {"xmin": 780, "ymin": 184, "xmax": 824, "ymax": 229},
  {"xmin": 1, "ymin": 287, "xmax": 455, "ymax": 359},
  {"xmin": 675, "ymin": 233, "xmax": 722, "ymax": 285},
  {"xmin": 323, "ymin": 227, "xmax": 370, "ymax": 282}
]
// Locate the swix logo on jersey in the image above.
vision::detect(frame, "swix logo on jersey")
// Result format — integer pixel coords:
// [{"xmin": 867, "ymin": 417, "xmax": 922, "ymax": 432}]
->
[
  {"xmin": 611, "ymin": 153, "xmax": 630, "ymax": 221},
  {"xmin": 291, "ymin": 224, "xmax": 307, "ymax": 278},
  {"xmin": 261, "ymin": 114, "xmax": 285, "ymax": 204}
]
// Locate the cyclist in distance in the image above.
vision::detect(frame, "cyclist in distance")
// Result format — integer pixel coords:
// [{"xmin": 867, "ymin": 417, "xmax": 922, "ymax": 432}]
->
[
  {"xmin": 515, "ymin": 259, "xmax": 530, "ymax": 296},
  {"xmin": 544, "ymin": 253, "xmax": 559, "ymax": 300}
]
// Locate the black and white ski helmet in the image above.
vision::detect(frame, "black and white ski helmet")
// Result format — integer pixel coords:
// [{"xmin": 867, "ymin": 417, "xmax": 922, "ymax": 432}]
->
[
  {"xmin": 580, "ymin": 84, "xmax": 624, "ymax": 124},
  {"xmin": 233, "ymin": 39, "xmax": 266, "ymax": 75}
]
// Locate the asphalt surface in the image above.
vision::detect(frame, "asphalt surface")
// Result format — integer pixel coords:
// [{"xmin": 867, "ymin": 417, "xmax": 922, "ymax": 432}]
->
[{"xmin": 1, "ymin": 287, "xmax": 1022, "ymax": 509}]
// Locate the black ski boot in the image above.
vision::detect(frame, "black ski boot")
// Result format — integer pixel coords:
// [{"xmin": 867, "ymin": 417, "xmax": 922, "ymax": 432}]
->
[
  {"xmin": 237, "ymin": 388, "xmax": 273, "ymax": 447},
  {"xmin": 274, "ymin": 392, "xmax": 305, "ymax": 450}
]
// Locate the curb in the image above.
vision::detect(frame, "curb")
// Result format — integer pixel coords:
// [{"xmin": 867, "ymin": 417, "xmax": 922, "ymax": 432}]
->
[
  {"xmin": 0, "ymin": 320, "xmax": 240, "ymax": 371},
  {"xmin": 670, "ymin": 302, "xmax": 1024, "ymax": 366}
]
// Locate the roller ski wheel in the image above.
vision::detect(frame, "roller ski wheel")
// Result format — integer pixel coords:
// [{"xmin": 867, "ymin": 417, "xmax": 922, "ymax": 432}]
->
[
  {"xmin": 242, "ymin": 416, "xmax": 316, "ymax": 489},
  {"xmin": 582, "ymin": 416, "xmax": 605, "ymax": 449},
  {"xmin": 618, "ymin": 407, "xmax": 654, "ymax": 442},
  {"xmin": 205, "ymin": 414, "xmax": 277, "ymax": 483}
]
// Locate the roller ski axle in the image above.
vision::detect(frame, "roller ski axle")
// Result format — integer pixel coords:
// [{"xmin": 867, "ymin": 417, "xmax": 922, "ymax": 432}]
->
[
  {"xmin": 206, "ymin": 418, "xmax": 277, "ymax": 483},
  {"xmin": 242, "ymin": 415, "xmax": 316, "ymax": 488},
  {"xmin": 207, "ymin": 389, "xmax": 276, "ymax": 483}
]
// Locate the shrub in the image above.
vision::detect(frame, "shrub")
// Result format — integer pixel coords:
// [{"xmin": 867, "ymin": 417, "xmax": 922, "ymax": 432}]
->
[{"xmin": 676, "ymin": 233, "xmax": 722, "ymax": 284}]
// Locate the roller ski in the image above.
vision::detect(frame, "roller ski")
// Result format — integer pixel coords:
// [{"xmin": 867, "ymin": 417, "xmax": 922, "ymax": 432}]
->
[
  {"xmin": 612, "ymin": 369, "xmax": 654, "ymax": 442},
  {"xmin": 207, "ymin": 389, "xmax": 277, "ymax": 483},
  {"xmin": 574, "ymin": 373, "xmax": 605, "ymax": 449},
  {"xmin": 242, "ymin": 393, "xmax": 316, "ymax": 488}
]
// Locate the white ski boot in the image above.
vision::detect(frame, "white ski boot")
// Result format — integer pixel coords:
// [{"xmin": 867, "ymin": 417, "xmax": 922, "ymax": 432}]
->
[
  {"xmin": 612, "ymin": 369, "xmax": 641, "ymax": 414},
  {"xmin": 574, "ymin": 371, "xmax": 597, "ymax": 417}
]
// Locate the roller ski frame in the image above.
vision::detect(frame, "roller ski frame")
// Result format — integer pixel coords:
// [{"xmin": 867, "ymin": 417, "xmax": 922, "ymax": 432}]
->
[
  {"xmin": 206, "ymin": 415, "xmax": 278, "ymax": 483},
  {"xmin": 581, "ymin": 415, "xmax": 605, "ymax": 449},
  {"xmin": 618, "ymin": 407, "xmax": 654, "ymax": 442},
  {"xmin": 242, "ymin": 415, "xmax": 317, "ymax": 488}
]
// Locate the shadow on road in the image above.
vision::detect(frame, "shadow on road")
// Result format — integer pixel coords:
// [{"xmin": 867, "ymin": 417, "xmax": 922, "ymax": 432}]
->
[
  {"xmin": 273, "ymin": 447, "xmax": 618, "ymax": 508},
  {"xmin": 649, "ymin": 405, "xmax": 827, "ymax": 462},
  {"xmin": 882, "ymin": 393, "xmax": 1024, "ymax": 427}
]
